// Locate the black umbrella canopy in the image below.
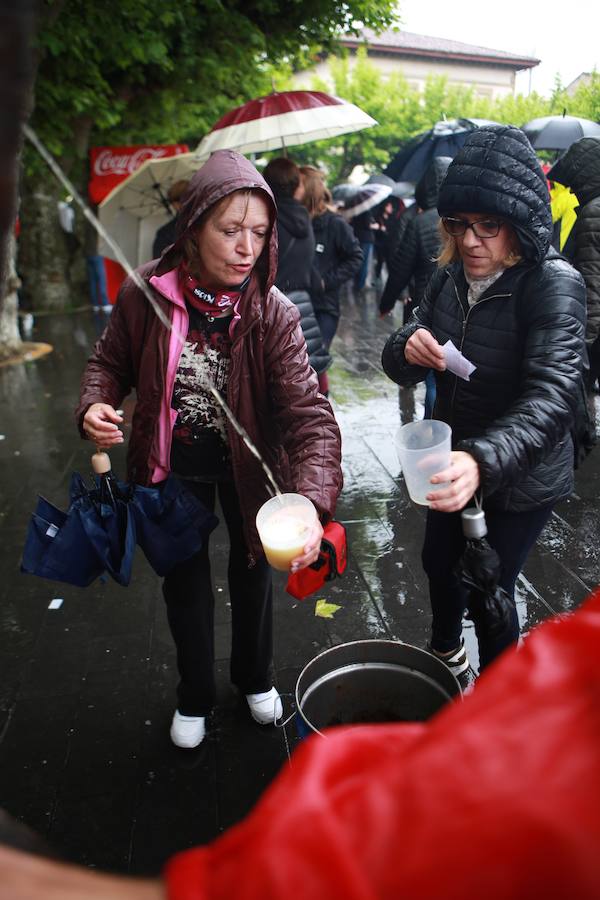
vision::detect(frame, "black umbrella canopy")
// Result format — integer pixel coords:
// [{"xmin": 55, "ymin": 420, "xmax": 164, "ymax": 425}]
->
[
  {"xmin": 385, "ymin": 118, "xmax": 500, "ymax": 183},
  {"xmin": 522, "ymin": 113, "xmax": 600, "ymax": 151}
]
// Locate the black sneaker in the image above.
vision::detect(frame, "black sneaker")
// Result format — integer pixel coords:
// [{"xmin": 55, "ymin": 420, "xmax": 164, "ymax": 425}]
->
[{"xmin": 428, "ymin": 640, "xmax": 477, "ymax": 693}]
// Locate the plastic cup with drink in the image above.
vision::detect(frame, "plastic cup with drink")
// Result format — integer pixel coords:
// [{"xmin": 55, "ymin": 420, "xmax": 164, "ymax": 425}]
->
[
  {"xmin": 396, "ymin": 421, "xmax": 452, "ymax": 506},
  {"xmin": 256, "ymin": 493, "xmax": 317, "ymax": 571}
]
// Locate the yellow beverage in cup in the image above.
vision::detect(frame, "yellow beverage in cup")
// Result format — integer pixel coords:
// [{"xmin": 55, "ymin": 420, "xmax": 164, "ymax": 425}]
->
[{"xmin": 256, "ymin": 494, "xmax": 317, "ymax": 572}]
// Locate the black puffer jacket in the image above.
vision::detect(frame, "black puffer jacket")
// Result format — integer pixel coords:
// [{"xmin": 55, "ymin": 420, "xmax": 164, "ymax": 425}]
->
[
  {"xmin": 272, "ymin": 195, "xmax": 315, "ymax": 294},
  {"xmin": 382, "ymin": 125, "xmax": 587, "ymax": 512},
  {"xmin": 549, "ymin": 137, "xmax": 600, "ymax": 344},
  {"xmin": 311, "ymin": 211, "xmax": 363, "ymax": 318},
  {"xmin": 379, "ymin": 157, "xmax": 451, "ymax": 314},
  {"xmin": 271, "ymin": 193, "xmax": 330, "ymax": 375}
]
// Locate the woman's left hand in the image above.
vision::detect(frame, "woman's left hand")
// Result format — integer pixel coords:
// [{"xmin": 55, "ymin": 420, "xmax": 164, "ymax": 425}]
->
[
  {"xmin": 290, "ymin": 520, "xmax": 324, "ymax": 573},
  {"xmin": 426, "ymin": 451, "xmax": 480, "ymax": 513}
]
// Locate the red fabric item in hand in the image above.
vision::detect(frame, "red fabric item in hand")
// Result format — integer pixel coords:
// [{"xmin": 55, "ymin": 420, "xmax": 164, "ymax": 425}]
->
[{"xmin": 286, "ymin": 520, "xmax": 347, "ymax": 600}]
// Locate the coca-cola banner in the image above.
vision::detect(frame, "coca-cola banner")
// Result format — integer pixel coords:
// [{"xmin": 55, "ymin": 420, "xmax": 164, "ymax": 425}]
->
[{"xmin": 88, "ymin": 144, "xmax": 189, "ymax": 205}]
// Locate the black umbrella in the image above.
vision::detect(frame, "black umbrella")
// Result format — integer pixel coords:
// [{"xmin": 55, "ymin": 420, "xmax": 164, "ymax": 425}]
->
[
  {"xmin": 455, "ymin": 507, "xmax": 515, "ymax": 640},
  {"xmin": 366, "ymin": 173, "xmax": 415, "ymax": 199},
  {"xmin": 21, "ymin": 451, "xmax": 218, "ymax": 587},
  {"xmin": 521, "ymin": 112, "xmax": 600, "ymax": 151},
  {"xmin": 331, "ymin": 182, "xmax": 392, "ymax": 219},
  {"xmin": 385, "ymin": 118, "xmax": 499, "ymax": 183}
]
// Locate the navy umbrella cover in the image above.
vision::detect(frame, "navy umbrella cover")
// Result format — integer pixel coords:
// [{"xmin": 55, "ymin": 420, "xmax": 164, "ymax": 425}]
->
[{"xmin": 21, "ymin": 452, "xmax": 219, "ymax": 588}]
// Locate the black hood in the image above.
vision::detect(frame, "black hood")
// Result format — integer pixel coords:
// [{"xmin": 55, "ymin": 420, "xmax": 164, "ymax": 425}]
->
[
  {"xmin": 548, "ymin": 137, "xmax": 600, "ymax": 206},
  {"xmin": 437, "ymin": 125, "xmax": 552, "ymax": 264},
  {"xmin": 273, "ymin": 194, "xmax": 311, "ymax": 239},
  {"xmin": 415, "ymin": 156, "xmax": 452, "ymax": 210}
]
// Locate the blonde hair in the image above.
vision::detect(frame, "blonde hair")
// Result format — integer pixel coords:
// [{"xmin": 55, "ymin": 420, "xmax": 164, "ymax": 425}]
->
[
  {"xmin": 436, "ymin": 219, "xmax": 523, "ymax": 269},
  {"xmin": 299, "ymin": 165, "xmax": 330, "ymax": 218}
]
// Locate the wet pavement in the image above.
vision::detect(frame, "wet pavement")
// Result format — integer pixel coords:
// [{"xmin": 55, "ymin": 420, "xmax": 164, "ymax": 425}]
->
[{"xmin": 1, "ymin": 286, "xmax": 599, "ymax": 874}]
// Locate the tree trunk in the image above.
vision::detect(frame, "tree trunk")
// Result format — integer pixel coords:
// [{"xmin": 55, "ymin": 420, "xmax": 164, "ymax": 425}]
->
[
  {"xmin": 18, "ymin": 175, "xmax": 88, "ymax": 312},
  {"xmin": 0, "ymin": 233, "xmax": 21, "ymax": 359},
  {"xmin": 0, "ymin": 0, "xmax": 35, "ymax": 359}
]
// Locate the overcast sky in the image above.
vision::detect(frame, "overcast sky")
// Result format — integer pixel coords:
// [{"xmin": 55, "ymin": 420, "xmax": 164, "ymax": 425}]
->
[{"xmin": 397, "ymin": 0, "xmax": 600, "ymax": 97}]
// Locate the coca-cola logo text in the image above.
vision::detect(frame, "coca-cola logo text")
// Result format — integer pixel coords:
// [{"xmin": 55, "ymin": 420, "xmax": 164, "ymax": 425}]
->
[{"xmin": 93, "ymin": 147, "xmax": 173, "ymax": 177}]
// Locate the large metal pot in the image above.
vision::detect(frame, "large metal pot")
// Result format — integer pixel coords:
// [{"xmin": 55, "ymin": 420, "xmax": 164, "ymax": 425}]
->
[{"xmin": 295, "ymin": 639, "xmax": 460, "ymax": 737}]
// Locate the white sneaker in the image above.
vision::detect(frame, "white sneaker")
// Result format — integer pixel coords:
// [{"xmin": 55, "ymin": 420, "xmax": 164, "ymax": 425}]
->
[
  {"xmin": 246, "ymin": 688, "xmax": 283, "ymax": 725},
  {"xmin": 170, "ymin": 711, "xmax": 206, "ymax": 748}
]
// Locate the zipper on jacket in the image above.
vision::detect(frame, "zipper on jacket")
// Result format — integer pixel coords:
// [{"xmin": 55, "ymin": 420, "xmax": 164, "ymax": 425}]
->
[{"xmin": 447, "ymin": 273, "xmax": 511, "ymax": 416}]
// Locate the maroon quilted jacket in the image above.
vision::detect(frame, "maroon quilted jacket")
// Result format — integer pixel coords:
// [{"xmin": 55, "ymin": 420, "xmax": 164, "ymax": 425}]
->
[{"xmin": 76, "ymin": 150, "xmax": 342, "ymax": 562}]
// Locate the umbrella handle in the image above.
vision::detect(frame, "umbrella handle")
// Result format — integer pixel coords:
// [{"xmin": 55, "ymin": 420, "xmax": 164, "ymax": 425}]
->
[{"xmin": 91, "ymin": 450, "xmax": 112, "ymax": 475}]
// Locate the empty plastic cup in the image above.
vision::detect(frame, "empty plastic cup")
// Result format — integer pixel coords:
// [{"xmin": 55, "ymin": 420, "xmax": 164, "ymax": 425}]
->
[
  {"xmin": 256, "ymin": 493, "xmax": 317, "ymax": 571},
  {"xmin": 396, "ymin": 421, "xmax": 452, "ymax": 506}
]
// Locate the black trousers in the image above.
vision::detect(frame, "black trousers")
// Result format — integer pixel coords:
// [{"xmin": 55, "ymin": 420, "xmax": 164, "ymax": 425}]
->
[
  {"xmin": 422, "ymin": 504, "xmax": 553, "ymax": 669},
  {"xmin": 163, "ymin": 480, "xmax": 273, "ymax": 716}
]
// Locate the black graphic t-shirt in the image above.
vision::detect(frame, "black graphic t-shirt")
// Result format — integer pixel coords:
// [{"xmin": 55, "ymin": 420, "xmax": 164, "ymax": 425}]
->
[{"xmin": 170, "ymin": 305, "xmax": 233, "ymax": 481}]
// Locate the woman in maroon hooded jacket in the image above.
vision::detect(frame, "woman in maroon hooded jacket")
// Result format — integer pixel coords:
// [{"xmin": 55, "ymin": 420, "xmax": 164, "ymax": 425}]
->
[{"xmin": 76, "ymin": 151, "xmax": 342, "ymax": 749}]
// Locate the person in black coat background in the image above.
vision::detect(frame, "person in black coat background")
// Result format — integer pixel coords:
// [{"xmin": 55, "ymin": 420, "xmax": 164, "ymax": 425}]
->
[
  {"xmin": 351, "ymin": 208, "xmax": 377, "ymax": 291},
  {"xmin": 379, "ymin": 157, "xmax": 452, "ymax": 318},
  {"xmin": 382, "ymin": 125, "xmax": 586, "ymax": 685},
  {"xmin": 379, "ymin": 157, "xmax": 452, "ymax": 418},
  {"xmin": 299, "ymin": 165, "xmax": 363, "ymax": 394},
  {"xmin": 300, "ymin": 167, "xmax": 363, "ymax": 342},
  {"xmin": 548, "ymin": 137, "xmax": 600, "ymax": 393},
  {"xmin": 263, "ymin": 158, "xmax": 330, "ymax": 379}
]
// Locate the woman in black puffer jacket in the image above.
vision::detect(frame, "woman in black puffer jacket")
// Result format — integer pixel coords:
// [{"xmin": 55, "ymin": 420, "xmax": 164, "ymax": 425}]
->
[{"xmin": 382, "ymin": 125, "xmax": 586, "ymax": 683}]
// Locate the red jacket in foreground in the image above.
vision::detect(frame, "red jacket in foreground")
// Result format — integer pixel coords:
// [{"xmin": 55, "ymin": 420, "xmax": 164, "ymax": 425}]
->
[{"xmin": 165, "ymin": 589, "xmax": 600, "ymax": 899}]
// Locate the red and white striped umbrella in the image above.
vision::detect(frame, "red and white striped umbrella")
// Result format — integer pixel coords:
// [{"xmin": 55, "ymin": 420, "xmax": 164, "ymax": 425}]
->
[{"xmin": 195, "ymin": 90, "xmax": 377, "ymax": 160}]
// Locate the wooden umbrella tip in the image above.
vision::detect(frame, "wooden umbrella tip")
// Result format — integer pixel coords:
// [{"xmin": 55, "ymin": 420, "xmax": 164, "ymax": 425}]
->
[{"xmin": 91, "ymin": 451, "xmax": 112, "ymax": 474}]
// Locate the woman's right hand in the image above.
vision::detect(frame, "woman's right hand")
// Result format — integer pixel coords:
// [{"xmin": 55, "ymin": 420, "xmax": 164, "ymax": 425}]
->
[
  {"xmin": 405, "ymin": 328, "xmax": 446, "ymax": 371},
  {"xmin": 83, "ymin": 403, "xmax": 124, "ymax": 448}
]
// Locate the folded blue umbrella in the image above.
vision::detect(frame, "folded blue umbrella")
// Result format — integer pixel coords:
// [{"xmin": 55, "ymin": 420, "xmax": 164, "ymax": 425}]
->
[
  {"xmin": 21, "ymin": 466, "xmax": 219, "ymax": 587},
  {"xmin": 20, "ymin": 494, "xmax": 106, "ymax": 588},
  {"xmin": 70, "ymin": 472, "xmax": 136, "ymax": 586},
  {"xmin": 131, "ymin": 475, "xmax": 219, "ymax": 576}
]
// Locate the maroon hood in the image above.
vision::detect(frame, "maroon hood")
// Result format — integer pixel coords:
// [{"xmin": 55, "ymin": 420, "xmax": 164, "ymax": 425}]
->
[{"xmin": 157, "ymin": 149, "xmax": 278, "ymax": 292}]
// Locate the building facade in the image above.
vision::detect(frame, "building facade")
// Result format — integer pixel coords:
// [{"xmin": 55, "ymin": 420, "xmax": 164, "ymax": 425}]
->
[{"xmin": 295, "ymin": 29, "xmax": 539, "ymax": 102}]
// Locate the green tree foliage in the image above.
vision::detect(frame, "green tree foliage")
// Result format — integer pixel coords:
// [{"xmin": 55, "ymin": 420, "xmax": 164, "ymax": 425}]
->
[
  {"xmin": 287, "ymin": 48, "xmax": 600, "ymax": 182},
  {"xmin": 21, "ymin": 0, "xmax": 398, "ymax": 310},
  {"xmin": 29, "ymin": 0, "xmax": 399, "ymax": 170}
]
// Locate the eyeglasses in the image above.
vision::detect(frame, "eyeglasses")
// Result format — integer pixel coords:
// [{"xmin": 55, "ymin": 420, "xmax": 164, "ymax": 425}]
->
[{"xmin": 442, "ymin": 217, "xmax": 504, "ymax": 239}]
